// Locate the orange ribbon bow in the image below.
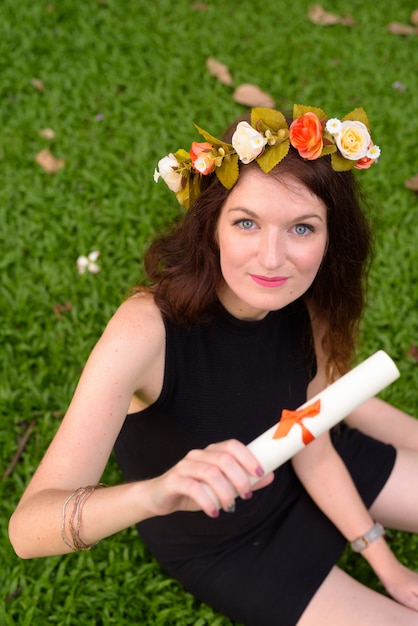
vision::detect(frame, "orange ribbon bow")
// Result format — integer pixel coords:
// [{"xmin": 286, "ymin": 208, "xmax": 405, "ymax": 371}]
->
[{"xmin": 272, "ymin": 399, "xmax": 321, "ymax": 445}]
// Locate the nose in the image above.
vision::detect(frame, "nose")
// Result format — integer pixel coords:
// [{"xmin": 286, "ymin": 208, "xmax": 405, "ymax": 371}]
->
[{"xmin": 258, "ymin": 229, "xmax": 286, "ymax": 269}]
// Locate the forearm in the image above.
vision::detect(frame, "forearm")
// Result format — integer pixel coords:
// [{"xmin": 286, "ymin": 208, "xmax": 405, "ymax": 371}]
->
[
  {"xmin": 9, "ymin": 480, "xmax": 157, "ymax": 559},
  {"xmin": 293, "ymin": 442, "xmax": 374, "ymax": 541},
  {"xmin": 291, "ymin": 436, "xmax": 398, "ymax": 582},
  {"xmin": 346, "ymin": 397, "xmax": 418, "ymax": 450}
]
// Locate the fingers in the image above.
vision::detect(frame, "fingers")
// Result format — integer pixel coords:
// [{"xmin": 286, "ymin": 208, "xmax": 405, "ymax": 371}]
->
[
  {"xmin": 155, "ymin": 439, "xmax": 273, "ymax": 519},
  {"xmin": 207, "ymin": 438, "xmax": 267, "ymax": 483},
  {"xmin": 195, "ymin": 439, "xmax": 265, "ymax": 502},
  {"xmin": 382, "ymin": 564, "xmax": 418, "ymax": 612}
]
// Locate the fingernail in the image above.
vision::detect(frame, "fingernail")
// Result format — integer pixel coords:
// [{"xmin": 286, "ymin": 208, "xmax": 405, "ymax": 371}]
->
[
  {"xmin": 227, "ymin": 502, "xmax": 236, "ymax": 513},
  {"xmin": 256, "ymin": 466, "xmax": 265, "ymax": 478},
  {"xmin": 244, "ymin": 491, "xmax": 253, "ymax": 500},
  {"xmin": 211, "ymin": 509, "xmax": 220, "ymax": 518}
]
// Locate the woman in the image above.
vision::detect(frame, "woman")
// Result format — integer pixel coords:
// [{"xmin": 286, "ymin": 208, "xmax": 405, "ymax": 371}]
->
[{"xmin": 9, "ymin": 105, "xmax": 418, "ymax": 625}]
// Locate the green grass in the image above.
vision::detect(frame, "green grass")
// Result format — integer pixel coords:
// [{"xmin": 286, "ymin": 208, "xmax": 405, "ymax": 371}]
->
[{"xmin": 1, "ymin": 0, "xmax": 417, "ymax": 623}]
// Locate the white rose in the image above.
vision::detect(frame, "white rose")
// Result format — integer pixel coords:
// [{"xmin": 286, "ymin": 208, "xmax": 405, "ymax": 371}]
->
[
  {"xmin": 231, "ymin": 121, "xmax": 267, "ymax": 164},
  {"xmin": 154, "ymin": 153, "xmax": 183, "ymax": 192},
  {"xmin": 334, "ymin": 121, "xmax": 371, "ymax": 160}
]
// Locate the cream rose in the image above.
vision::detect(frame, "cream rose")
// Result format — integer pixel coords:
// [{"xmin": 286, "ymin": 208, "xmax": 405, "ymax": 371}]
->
[
  {"xmin": 153, "ymin": 153, "xmax": 183, "ymax": 192},
  {"xmin": 231, "ymin": 121, "xmax": 267, "ymax": 164},
  {"xmin": 334, "ymin": 121, "xmax": 371, "ymax": 161}
]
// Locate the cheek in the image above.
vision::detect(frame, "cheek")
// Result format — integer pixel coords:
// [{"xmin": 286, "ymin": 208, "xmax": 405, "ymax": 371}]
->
[
  {"xmin": 218, "ymin": 236, "xmax": 244, "ymax": 269},
  {"xmin": 299, "ymin": 242, "xmax": 327, "ymax": 275},
  {"xmin": 219, "ymin": 249, "xmax": 237, "ymax": 280}
]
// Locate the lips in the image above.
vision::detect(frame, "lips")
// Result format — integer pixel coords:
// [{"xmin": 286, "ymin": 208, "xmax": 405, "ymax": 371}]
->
[{"xmin": 250, "ymin": 274, "xmax": 288, "ymax": 288}]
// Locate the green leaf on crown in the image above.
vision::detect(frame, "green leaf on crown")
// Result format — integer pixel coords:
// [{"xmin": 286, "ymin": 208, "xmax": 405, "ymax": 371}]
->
[
  {"xmin": 293, "ymin": 104, "xmax": 327, "ymax": 121},
  {"xmin": 257, "ymin": 140, "xmax": 290, "ymax": 174},
  {"xmin": 251, "ymin": 107, "xmax": 288, "ymax": 133},
  {"xmin": 342, "ymin": 107, "xmax": 370, "ymax": 129},
  {"xmin": 176, "ymin": 185, "xmax": 191, "ymax": 209},
  {"xmin": 194, "ymin": 124, "xmax": 233, "ymax": 152},
  {"xmin": 174, "ymin": 148, "xmax": 192, "ymax": 164},
  {"xmin": 216, "ymin": 153, "xmax": 239, "ymax": 188},
  {"xmin": 320, "ymin": 144, "xmax": 337, "ymax": 157},
  {"xmin": 176, "ymin": 172, "xmax": 202, "ymax": 209},
  {"xmin": 330, "ymin": 151, "xmax": 356, "ymax": 171}
]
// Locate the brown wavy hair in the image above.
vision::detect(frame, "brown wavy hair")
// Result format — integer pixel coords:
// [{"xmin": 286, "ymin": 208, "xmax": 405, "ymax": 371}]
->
[{"xmin": 138, "ymin": 113, "xmax": 373, "ymax": 377}]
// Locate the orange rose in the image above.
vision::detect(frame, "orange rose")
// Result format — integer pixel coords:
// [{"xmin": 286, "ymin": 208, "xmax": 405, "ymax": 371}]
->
[
  {"xmin": 354, "ymin": 142, "xmax": 380, "ymax": 169},
  {"xmin": 354, "ymin": 156, "xmax": 373, "ymax": 170},
  {"xmin": 289, "ymin": 112, "xmax": 323, "ymax": 160},
  {"xmin": 190, "ymin": 141, "xmax": 215, "ymax": 174}
]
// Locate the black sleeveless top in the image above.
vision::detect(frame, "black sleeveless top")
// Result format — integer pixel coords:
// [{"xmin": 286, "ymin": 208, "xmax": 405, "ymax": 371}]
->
[
  {"xmin": 115, "ymin": 298, "xmax": 314, "ymax": 477},
  {"xmin": 113, "ymin": 298, "xmax": 396, "ymax": 626}
]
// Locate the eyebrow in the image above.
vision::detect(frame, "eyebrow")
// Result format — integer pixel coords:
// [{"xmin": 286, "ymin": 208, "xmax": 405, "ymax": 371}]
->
[{"xmin": 227, "ymin": 207, "xmax": 324, "ymax": 222}]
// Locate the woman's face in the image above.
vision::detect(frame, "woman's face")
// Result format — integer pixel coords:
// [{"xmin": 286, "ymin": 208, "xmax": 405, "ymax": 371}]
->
[{"xmin": 216, "ymin": 169, "xmax": 328, "ymax": 320}]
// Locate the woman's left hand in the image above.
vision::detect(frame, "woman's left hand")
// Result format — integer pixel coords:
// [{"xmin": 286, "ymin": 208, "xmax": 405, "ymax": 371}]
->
[{"xmin": 379, "ymin": 560, "xmax": 418, "ymax": 611}]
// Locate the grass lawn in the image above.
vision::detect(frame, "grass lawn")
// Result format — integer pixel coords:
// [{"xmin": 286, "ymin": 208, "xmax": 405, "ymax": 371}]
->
[{"xmin": 1, "ymin": 0, "xmax": 417, "ymax": 624}]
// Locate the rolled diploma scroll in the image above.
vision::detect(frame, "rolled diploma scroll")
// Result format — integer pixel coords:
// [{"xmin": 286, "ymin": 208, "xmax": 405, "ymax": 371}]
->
[{"xmin": 247, "ymin": 350, "xmax": 400, "ymax": 479}]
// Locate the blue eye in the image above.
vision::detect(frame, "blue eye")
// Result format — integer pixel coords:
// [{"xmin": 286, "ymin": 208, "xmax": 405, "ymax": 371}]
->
[
  {"xmin": 237, "ymin": 219, "xmax": 254, "ymax": 230},
  {"xmin": 294, "ymin": 224, "xmax": 314, "ymax": 236}
]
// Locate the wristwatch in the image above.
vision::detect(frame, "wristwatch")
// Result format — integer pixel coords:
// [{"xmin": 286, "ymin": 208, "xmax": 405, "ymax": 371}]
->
[{"xmin": 350, "ymin": 522, "xmax": 385, "ymax": 553}]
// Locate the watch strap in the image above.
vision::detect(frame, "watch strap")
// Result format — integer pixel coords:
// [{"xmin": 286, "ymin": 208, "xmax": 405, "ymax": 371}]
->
[{"xmin": 350, "ymin": 521, "xmax": 385, "ymax": 552}]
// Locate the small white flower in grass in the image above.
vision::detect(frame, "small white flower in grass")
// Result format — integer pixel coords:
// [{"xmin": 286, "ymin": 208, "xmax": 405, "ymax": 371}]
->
[
  {"xmin": 326, "ymin": 118, "xmax": 342, "ymax": 135},
  {"xmin": 77, "ymin": 250, "xmax": 101, "ymax": 275},
  {"xmin": 392, "ymin": 81, "xmax": 407, "ymax": 92}
]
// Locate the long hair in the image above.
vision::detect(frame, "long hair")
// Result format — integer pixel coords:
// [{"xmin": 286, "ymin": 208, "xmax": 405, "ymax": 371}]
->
[{"xmin": 138, "ymin": 114, "xmax": 373, "ymax": 376}]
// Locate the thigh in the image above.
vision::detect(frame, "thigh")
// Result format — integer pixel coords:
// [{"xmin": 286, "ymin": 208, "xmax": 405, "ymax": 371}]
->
[
  {"xmin": 297, "ymin": 566, "xmax": 418, "ymax": 626},
  {"xmin": 370, "ymin": 447, "xmax": 418, "ymax": 532}
]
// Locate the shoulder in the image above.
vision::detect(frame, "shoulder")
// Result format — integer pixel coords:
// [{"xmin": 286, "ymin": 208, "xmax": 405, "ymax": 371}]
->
[
  {"xmin": 87, "ymin": 292, "xmax": 166, "ymax": 387},
  {"xmin": 105, "ymin": 291, "xmax": 165, "ymax": 346}
]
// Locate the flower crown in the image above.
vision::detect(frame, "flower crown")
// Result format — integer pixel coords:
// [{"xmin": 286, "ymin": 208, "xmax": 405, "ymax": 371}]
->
[{"xmin": 154, "ymin": 105, "xmax": 380, "ymax": 209}]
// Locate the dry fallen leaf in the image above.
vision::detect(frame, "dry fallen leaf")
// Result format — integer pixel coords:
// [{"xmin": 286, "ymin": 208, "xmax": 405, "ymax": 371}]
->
[
  {"xmin": 36, "ymin": 149, "xmax": 65, "ymax": 173},
  {"xmin": 206, "ymin": 57, "xmax": 234, "ymax": 86},
  {"xmin": 191, "ymin": 2, "xmax": 208, "ymax": 10},
  {"xmin": 388, "ymin": 21, "xmax": 417, "ymax": 35},
  {"xmin": 411, "ymin": 9, "xmax": 418, "ymax": 25},
  {"xmin": 407, "ymin": 344, "xmax": 418, "ymax": 362},
  {"xmin": 233, "ymin": 84, "xmax": 275, "ymax": 108},
  {"xmin": 39, "ymin": 128, "xmax": 56, "ymax": 139},
  {"xmin": 308, "ymin": 4, "xmax": 354, "ymax": 26},
  {"xmin": 404, "ymin": 173, "xmax": 418, "ymax": 191},
  {"xmin": 53, "ymin": 301, "xmax": 72, "ymax": 319},
  {"xmin": 31, "ymin": 78, "xmax": 45, "ymax": 92}
]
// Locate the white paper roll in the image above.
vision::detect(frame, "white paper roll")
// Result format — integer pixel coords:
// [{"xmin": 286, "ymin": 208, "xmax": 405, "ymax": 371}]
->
[{"xmin": 248, "ymin": 350, "xmax": 400, "ymax": 476}]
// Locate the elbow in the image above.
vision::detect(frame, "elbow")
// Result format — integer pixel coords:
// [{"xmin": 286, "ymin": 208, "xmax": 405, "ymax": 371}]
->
[{"xmin": 8, "ymin": 511, "xmax": 37, "ymax": 559}]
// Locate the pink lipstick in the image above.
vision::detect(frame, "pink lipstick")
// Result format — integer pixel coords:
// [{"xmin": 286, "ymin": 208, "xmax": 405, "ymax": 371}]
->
[{"xmin": 250, "ymin": 274, "xmax": 288, "ymax": 288}]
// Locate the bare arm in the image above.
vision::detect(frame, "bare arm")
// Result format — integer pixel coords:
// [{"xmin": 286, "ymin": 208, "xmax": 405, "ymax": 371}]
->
[
  {"xmin": 9, "ymin": 296, "xmax": 164, "ymax": 557},
  {"xmin": 292, "ymin": 433, "xmax": 377, "ymax": 548},
  {"xmin": 345, "ymin": 397, "xmax": 418, "ymax": 451},
  {"xmin": 301, "ymin": 303, "xmax": 418, "ymax": 610},
  {"xmin": 292, "ymin": 432, "xmax": 418, "ymax": 611},
  {"xmin": 9, "ymin": 295, "xmax": 271, "ymax": 558}
]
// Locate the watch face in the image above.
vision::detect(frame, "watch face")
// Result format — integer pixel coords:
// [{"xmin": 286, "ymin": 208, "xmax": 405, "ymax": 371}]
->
[
  {"xmin": 351, "ymin": 537, "xmax": 366, "ymax": 552},
  {"xmin": 350, "ymin": 523, "xmax": 385, "ymax": 552}
]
